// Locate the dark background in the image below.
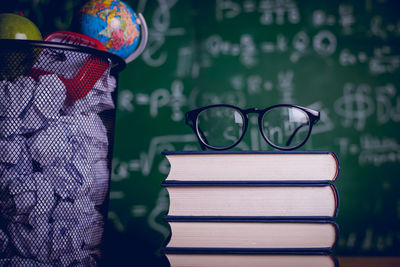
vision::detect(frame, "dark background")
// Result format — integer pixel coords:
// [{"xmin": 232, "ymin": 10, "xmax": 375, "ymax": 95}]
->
[{"xmin": 3, "ymin": 0, "xmax": 400, "ymax": 266}]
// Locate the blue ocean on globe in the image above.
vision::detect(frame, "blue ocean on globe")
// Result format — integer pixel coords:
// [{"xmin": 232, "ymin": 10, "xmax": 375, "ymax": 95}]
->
[{"xmin": 80, "ymin": 0, "xmax": 141, "ymax": 59}]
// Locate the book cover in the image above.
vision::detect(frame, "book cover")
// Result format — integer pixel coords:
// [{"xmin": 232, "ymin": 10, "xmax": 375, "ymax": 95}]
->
[{"xmin": 163, "ymin": 150, "xmax": 340, "ymax": 182}]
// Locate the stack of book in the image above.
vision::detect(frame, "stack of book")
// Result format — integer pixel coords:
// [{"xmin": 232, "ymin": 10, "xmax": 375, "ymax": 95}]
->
[{"xmin": 161, "ymin": 151, "xmax": 340, "ymax": 267}]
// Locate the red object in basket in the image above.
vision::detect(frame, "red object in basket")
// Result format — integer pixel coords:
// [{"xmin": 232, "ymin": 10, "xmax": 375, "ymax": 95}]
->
[
  {"xmin": 30, "ymin": 55, "xmax": 108, "ymax": 102},
  {"xmin": 44, "ymin": 31, "xmax": 106, "ymax": 51},
  {"xmin": 30, "ymin": 31, "xmax": 108, "ymax": 103}
]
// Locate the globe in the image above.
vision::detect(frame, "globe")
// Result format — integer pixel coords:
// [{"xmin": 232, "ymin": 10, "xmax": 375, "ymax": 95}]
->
[{"xmin": 80, "ymin": 0, "xmax": 141, "ymax": 59}]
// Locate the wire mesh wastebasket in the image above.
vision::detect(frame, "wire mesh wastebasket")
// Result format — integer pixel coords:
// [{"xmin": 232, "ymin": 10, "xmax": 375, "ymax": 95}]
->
[{"xmin": 0, "ymin": 39, "xmax": 125, "ymax": 266}]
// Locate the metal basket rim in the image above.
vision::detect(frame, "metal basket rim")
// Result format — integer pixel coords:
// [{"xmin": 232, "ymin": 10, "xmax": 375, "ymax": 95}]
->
[{"xmin": 0, "ymin": 39, "xmax": 126, "ymax": 72}]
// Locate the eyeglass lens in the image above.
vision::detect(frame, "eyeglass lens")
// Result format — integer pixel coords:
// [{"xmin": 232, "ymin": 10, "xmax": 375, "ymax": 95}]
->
[
  {"xmin": 196, "ymin": 106, "xmax": 311, "ymax": 149},
  {"xmin": 261, "ymin": 107, "xmax": 310, "ymax": 149},
  {"xmin": 197, "ymin": 106, "xmax": 245, "ymax": 149}
]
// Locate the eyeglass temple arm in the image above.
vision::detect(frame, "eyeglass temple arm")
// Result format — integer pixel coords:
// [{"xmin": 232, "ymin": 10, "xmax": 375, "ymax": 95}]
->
[
  {"xmin": 302, "ymin": 106, "xmax": 320, "ymax": 118},
  {"xmin": 285, "ymin": 122, "xmax": 308, "ymax": 146},
  {"xmin": 285, "ymin": 112, "xmax": 320, "ymax": 146}
]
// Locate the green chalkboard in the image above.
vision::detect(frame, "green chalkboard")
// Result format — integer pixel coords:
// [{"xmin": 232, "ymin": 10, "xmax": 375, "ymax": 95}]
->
[{"xmin": 6, "ymin": 0, "xmax": 400, "ymax": 265}]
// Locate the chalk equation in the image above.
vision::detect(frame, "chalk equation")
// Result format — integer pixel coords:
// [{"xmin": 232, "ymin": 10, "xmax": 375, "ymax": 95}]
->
[
  {"xmin": 139, "ymin": 0, "xmax": 186, "ymax": 68},
  {"xmin": 202, "ymin": 30, "xmax": 338, "ymax": 67},
  {"xmin": 118, "ymin": 79, "xmax": 189, "ymax": 122},
  {"xmin": 337, "ymin": 134, "xmax": 400, "ymax": 167},
  {"xmin": 203, "ymin": 30, "xmax": 400, "ymax": 73},
  {"xmin": 338, "ymin": 227, "xmax": 400, "ymax": 253},
  {"xmin": 215, "ymin": 0, "xmax": 400, "ymax": 40},
  {"xmin": 228, "ymin": 70, "xmax": 294, "ymax": 101},
  {"xmin": 112, "ymin": 134, "xmax": 198, "ymax": 179},
  {"xmin": 216, "ymin": 0, "xmax": 300, "ymax": 25},
  {"xmin": 340, "ymin": 46, "xmax": 400, "ymax": 75},
  {"xmin": 334, "ymin": 83, "xmax": 400, "ymax": 131}
]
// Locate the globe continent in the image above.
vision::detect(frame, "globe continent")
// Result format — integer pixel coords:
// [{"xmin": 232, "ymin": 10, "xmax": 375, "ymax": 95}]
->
[{"xmin": 80, "ymin": 0, "xmax": 141, "ymax": 59}]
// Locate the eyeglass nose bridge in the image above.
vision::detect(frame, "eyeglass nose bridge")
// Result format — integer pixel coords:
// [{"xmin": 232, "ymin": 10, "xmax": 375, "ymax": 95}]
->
[{"xmin": 243, "ymin": 107, "xmax": 263, "ymax": 114}]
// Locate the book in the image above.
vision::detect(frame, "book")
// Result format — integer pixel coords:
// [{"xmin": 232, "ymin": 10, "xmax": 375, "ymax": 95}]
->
[
  {"xmin": 163, "ymin": 218, "xmax": 338, "ymax": 251},
  {"xmin": 163, "ymin": 183, "xmax": 339, "ymax": 218},
  {"xmin": 161, "ymin": 150, "xmax": 340, "ymax": 266},
  {"xmin": 163, "ymin": 251, "xmax": 339, "ymax": 267},
  {"xmin": 163, "ymin": 151, "xmax": 339, "ymax": 182}
]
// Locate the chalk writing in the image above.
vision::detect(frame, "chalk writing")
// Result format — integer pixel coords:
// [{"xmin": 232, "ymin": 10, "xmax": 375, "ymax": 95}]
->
[
  {"xmin": 278, "ymin": 70, "xmax": 295, "ymax": 104},
  {"xmin": 148, "ymin": 189, "xmax": 170, "ymax": 239},
  {"xmin": 203, "ymin": 30, "xmax": 339, "ymax": 67},
  {"xmin": 177, "ymin": 46, "xmax": 198, "ymax": 78},
  {"xmin": 131, "ymin": 205, "xmax": 148, "ymax": 217},
  {"xmin": 339, "ymin": 46, "xmax": 400, "ymax": 75},
  {"xmin": 341, "ymin": 232, "xmax": 357, "ymax": 249},
  {"xmin": 369, "ymin": 46, "xmax": 400, "ymax": 75},
  {"xmin": 259, "ymin": 0, "xmax": 300, "ymax": 25},
  {"xmin": 311, "ymin": 4, "xmax": 400, "ymax": 40},
  {"xmin": 141, "ymin": 0, "xmax": 185, "ymax": 67},
  {"xmin": 376, "ymin": 83, "xmax": 400, "ymax": 124},
  {"xmin": 307, "ymin": 102, "xmax": 335, "ymax": 134},
  {"xmin": 118, "ymin": 80, "xmax": 188, "ymax": 121},
  {"xmin": 205, "ymin": 34, "xmax": 243, "ymax": 57},
  {"xmin": 199, "ymin": 91, "xmax": 247, "ymax": 107},
  {"xmin": 110, "ymin": 191, "xmax": 125, "ymax": 199},
  {"xmin": 338, "ymin": 4, "xmax": 356, "ymax": 35},
  {"xmin": 108, "ymin": 211, "xmax": 125, "ymax": 232},
  {"xmin": 240, "ymin": 34, "xmax": 258, "ymax": 68},
  {"xmin": 216, "ymin": 0, "xmax": 241, "ymax": 21},
  {"xmin": 312, "ymin": 10, "xmax": 336, "ymax": 27},
  {"xmin": 260, "ymin": 34, "xmax": 288, "ymax": 54},
  {"xmin": 361, "ymin": 228, "xmax": 396, "ymax": 252},
  {"xmin": 112, "ymin": 134, "xmax": 197, "ymax": 178},
  {"xmin": 359, "ymin": 135, "xmax": 400, "ymax": 166},
  {"xmin": 290, "ymin": 31, "xmax": 309, "ymax": 62},
  {"xmin": 336, "ymin": 134, "xmax": 400, "ymax": 166},
  {"xmin": 339, "ymin": 49, "xmax": 356, "ymax": 66},
  {"xmin": 334, "ymin": 83, "xmax": 375, "ymax": 130},
  {"xmin": 229, "ymin": 74, "xmax": 274, "ymax": 93},
  {"xmin": 118, "ymin": 90, "xmax": 135, "ymax": 112},
  {"xmin": 312, "ymin": 4, "xmax": 356, "ymax": 34},
  {"xmin": 313, "ymin": 30, "xmax": 337, "ymax": 56},
  {"xmin": 334, "ymin": 83, "xmax": 400, "ymax": 130},
  {"xmin": 369, "ymin": 15, "xmax": 400, "ymax": 39},
  {"xmin": 338, "ymin": 228, "xmax": 400, "ymax": 252},
  {"xmin": 216, "ymin": 0, "xmax": 300, "ymax": 25}
]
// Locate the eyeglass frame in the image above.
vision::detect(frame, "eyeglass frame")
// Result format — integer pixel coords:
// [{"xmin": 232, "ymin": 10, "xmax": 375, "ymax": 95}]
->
[{"xmin": 185, "ymin": 104, "xmax": 320, "ymax": 151}]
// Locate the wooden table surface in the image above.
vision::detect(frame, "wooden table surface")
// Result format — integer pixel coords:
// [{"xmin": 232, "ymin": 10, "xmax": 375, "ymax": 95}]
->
[{"xmin": 338, "ymin": 257, "xmax": 400, "ymax": 267}]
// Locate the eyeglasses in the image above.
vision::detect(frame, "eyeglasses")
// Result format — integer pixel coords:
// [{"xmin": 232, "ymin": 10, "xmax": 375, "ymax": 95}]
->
[{"xmin": 185, "ymin": 104, "xmax": 320, "ymax": 151}]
